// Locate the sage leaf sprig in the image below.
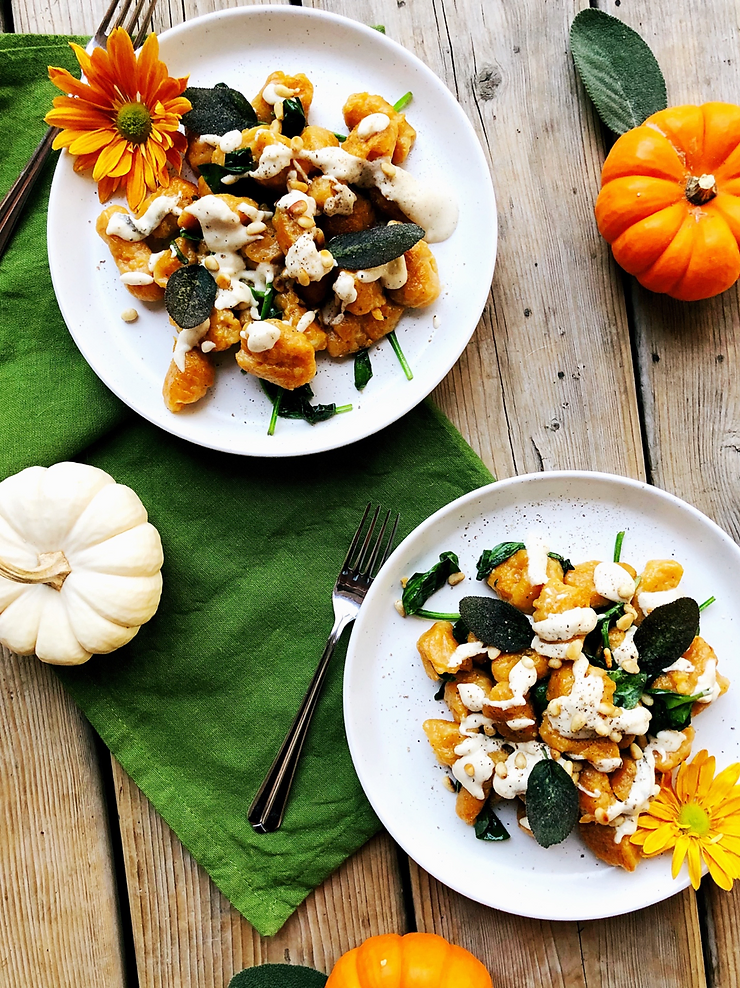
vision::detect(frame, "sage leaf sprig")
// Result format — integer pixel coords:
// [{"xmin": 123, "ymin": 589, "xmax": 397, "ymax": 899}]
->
[
  {"xmin": 327, "ymin": 223, "xmax": 425, "ymax": 270},
  {"xmin": 182, "ymin": 82, "xmax": 258, "ymax": 135},
  {"xmin": 570, "ymin": 9, "xmax": 667, "ymax": 135},
  {"xmin": 526, "ymin": 758, "xmax": 579, "ymax": 848},
  {"xmin": 402, "ymin": 551, "xmax": 461, "ymax": 616},
  {"xmin": 164, "ymin": 265, "xmax": 217, "ymax": 329},
  {"xmin": 458, "ymin": 596, "xmax": 533, "ymax": 653},
  {"xmin": 633, "ymin": 597, "xmax": 700, "ymax": 679}
]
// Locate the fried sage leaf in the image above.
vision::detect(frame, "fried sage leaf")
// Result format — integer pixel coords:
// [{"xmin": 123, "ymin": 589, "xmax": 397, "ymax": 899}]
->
[
  {"xmin": 608, "ymin": 669, "xmax": 647, "ymax": 709},
  {"xmin": 327, "ymin": 223, "xmax": 425, "ymax": 270},
  {"xmin": 182, "ymin": 82, "xmax": 258, "ymax": 135},
  {"xmin": 647, "ymin": 689, "xmax": 705, "ymax": 734},
  {"xmin": 475, "ymin": 801, "xmax": 510, "ymax": 842},
  {"xmin": 458, "ymin": 596, "xmax": 533, "ymax": 652},
  {"xmin": 526, "ymin": 759, "xmax": 579, "ymax": 848},
  {"xmin": 164, "ymin": 265, "xmax": 217, "ymax": 329},
  {"xmin": 402, "ymin": 551, "xmax": 460, "ymax": 616},
  {"xmin": 634, "ymin": 597, "xmax": 699, "ymax": 679}
]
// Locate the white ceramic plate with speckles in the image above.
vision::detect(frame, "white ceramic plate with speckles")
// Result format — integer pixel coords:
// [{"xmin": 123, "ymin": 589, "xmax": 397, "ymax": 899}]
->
[
  {"xmin": 344, "ymin": 471, "xmax": 740, "ymax": 920},
  {"xmin": 47, "ymin": 5, "xmax": 496, "ymax": 458}
]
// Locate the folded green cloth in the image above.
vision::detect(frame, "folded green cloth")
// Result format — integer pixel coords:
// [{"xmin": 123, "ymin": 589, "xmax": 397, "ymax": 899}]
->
[{"xmin": 0, "ymin": 35, "xmax": 494, "ymax": 936}]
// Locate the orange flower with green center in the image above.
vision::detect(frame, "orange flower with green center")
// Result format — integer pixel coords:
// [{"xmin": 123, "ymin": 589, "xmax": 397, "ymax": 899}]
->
[
  {"xmin": 631, "ymin": 750, "xmax": 740, "ymax": 890},
  {"xmin": 46, "ymin": 28, "xmax": 191, "ymax": 210}
]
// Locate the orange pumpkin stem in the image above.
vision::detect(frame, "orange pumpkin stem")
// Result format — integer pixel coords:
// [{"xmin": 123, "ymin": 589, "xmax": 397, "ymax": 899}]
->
[{"xmin": 685, "ymin": 173, "xmax": 718, "ymax": 205}]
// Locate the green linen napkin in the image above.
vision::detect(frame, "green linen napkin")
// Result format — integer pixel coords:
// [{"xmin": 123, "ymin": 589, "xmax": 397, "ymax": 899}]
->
[{"xmin": 0, "ymin": 35, "xmax": 494, "ymax": 936}]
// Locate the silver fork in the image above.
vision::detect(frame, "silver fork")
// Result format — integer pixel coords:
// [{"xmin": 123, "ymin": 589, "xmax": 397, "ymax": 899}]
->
[
  {"xmin": 248, "ymin": 504, "xmax": 400, "ymax": 834},
  {"xmin": 0, "ymin": 0, "xmax": 159, "ymax": 261}
]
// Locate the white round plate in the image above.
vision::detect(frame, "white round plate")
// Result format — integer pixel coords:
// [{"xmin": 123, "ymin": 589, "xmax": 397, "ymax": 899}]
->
[
  {"xmin": 344, "ymin": 472, "xmax": 740, "ymax": 920},
  {"xmin": 47, "ymin": 6, "xmax": 496, "ymax": 457}
]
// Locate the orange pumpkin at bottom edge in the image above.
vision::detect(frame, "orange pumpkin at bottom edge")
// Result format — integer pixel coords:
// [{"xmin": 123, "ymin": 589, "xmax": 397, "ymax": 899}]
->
[
  {"xmin": 324, "ymin": 932, "xmax": 493, "ymax": 988},
  {"xmin": 595, "ymin": 102, "xmax": 740, "ymax": 301}
]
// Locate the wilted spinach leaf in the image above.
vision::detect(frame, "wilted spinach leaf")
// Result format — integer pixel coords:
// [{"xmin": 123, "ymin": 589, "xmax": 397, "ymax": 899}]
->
[
  {"xmin": 526, "ymin": 758, "xmax": 579, "ymax": 848},
  {"xmin": 433, "ymin": 672, "xmax": 457, "ymax": 701},
  {"xmin": 634, "ymin": 597, "xmax": 699, "ymax": 678},
  {"xmin": 458, "ymin": 596, "xmax": 533, "ymax": 652},
  {"xmin": 402, "ymin": 551, "xmax": 460, "ymax": 616},
  {"xmin": 547, "ymin": 552, "xmax": 574, "ymax": 575},
  {"xmin": 281, "ymin": 96, "xmax": 306, "ymax": 138},
  {"xmin": 476, "ymin": 542, "xmax": 525, "ymax": 580},
  {"xmin": 452, "ymin": 618, "xmax": 470, "ymax": 644},
  {"xmin": 354, "ymin": 349, "xmax": 373, "ymax": 390},
  {"xmin": 198, "ymin": 148, "xmax": 262, "ymax": 198},
  {"xmin": 327, "ymin": 223, "xmax": 425, "ymax": 270},
  {"xmin": 164, "ymin": 265, "xmax": 217, "ymax": 328},
  {"xmin": 531, "ymin": 678, "xmax": 550, "ymax": 716},
  {"xmin": 261, "ymin": 382, "xmax": 344, "ymax": 425},
  {"xmin": 475, "ymin": 801, "xmax": 510, "ymax": 842},
  {"xmin": 608, "ymin": 669, "xmax": 647, "ymax": 709},
  {"xmin": 647, "ymin": 689, "xmax": 704, "ymax": 734},
  {"xmin": 182, "ymin": 82, "xmax": 258, "ymax": 135}
]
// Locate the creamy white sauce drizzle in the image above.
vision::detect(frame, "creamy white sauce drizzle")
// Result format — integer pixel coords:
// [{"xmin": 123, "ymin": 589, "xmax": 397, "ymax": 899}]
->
[
  {"xmin": 357, "ymin": 112, "xmax": 391, "ymax": 138},
  {"xmin": 174, "ymin": 318, "xmax": 211, "ymax": 372},
  {"xmin": 250, "ymin": 143, "xmax": 294, "ymax": 180},
  {"xmin": 459, "ymin": 712, "xmax": 495, "ymax": 736},
  {"xmin": 532, "ymin": 607, "xmax": 598, "ymax": 642},
  {"xmin": 106, "ymin": 195, "xmax": 182, "ymax": 241},
  {"xmin": 285, "ymin": 233, "xmax": 329, "ymax": 283},
  {"xmin": 525, "ymin": 531, "xmax": 549, "ymax": 586},
  {"xmin": 457, "ymin": 683, "xmax": 489, "ymax": 711},
  {"xmin": 323, "ymin": 179, "xmax": 356, "ymax": 216},
  {"xmin": 183, "ymin": 196, "xmax": 249, "ymax": 253},
  {"xmin": 244, "ymin": 321, "xmax": 281, "ymax": 353},
  {"xmin": 531, "ymin": 636, "xmax": 573, "ymax": 659},
  {"xmin": 333, "ymin": 271, "xmax": 358, "ymax": 305},
  {"xmin": 611, "ymin": 626, "xmax": 639, "ymax": 670},
  {"xmin": 492, "ymin": 742, "xmax": 548, "ymax": 799},
  {"xmin": 507, "ymin": 717, "xmax": 536, "ymax": 731},
  {"xmin": 276, "ymin": 190, "xmax": 317, "ymax": 217},
  {"xmin": 451, "ymin": 734, "xmax": 504, "ymax": 799},
  {"xmin": 662, "ymin": 656, "xmax": 695, "ymax": 674},
  {"xmin": 594, "ymin": 562, "xmax": 636, "ymax": 603},
  {"xmin": 487, "ymin": 658, "xmax": 538, "ymax": 710},
  {"xmin": 356, "ymin": 255, "xmax": 408, "ymax": 290},
  {"xmin": 296, "ymin": 310, "xmax": 317, "ymax": 334},
  {"xmin": 637, "ymin": 586, "xmax": 682, "ymax": 615},
  {"xmin": 695, "ymin": 658, "xmax": 721, "ymax": 703},
  {"xmin": 441, "ymin": 640, "xmax": 486, "ymax": 674}
]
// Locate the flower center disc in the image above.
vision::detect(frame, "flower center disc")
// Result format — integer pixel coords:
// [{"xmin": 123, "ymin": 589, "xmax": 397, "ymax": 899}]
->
[
  {"xmin": 678, "ymin": 801, "xmax": 711, "ymax": 836},
  {"xmin": 116, "ymin": 102, "xmax": 153, "ymax": 144}
]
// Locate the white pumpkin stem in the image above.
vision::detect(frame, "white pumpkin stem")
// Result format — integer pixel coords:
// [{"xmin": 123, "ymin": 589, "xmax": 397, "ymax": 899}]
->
[{"xmin": 0, "ymin": 551, "xmax": 72, "ymax": 592}]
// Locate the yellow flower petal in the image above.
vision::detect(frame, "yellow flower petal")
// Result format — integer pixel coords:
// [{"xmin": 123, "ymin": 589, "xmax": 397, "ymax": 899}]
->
[
  {"xmin": 687, "ymin": 840, "xmax": 704, "ymax": 890},
  {"xmin": 672, "ymin": 837, "xmax": 690, "ymax": 879}
]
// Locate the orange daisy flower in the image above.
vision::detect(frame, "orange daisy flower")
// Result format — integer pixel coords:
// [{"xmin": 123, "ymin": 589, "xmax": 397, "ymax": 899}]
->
[
  {"xmin": 631, "ymin": 750, "xmax": 740, "ymax": 891},
  {"xmin": 46, "ymin": 29, "xmax": 191, "ymax": 210}
]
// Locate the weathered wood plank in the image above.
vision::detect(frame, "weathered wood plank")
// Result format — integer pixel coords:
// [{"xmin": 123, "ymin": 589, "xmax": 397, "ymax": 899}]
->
[
  {"xmin": 114, "ymin": 759, "xmax": 407, "ymax": 987},
  {"xmin": 599, "ymin": 1, "xmax": 740, "ymax": 984},
  {"xmin": 308, "ymin": 1, "xmax": 706, "ymax": 986},
  {"xmin": 0, "ymin": 646, "xmax": 126, "ymax": 988}
]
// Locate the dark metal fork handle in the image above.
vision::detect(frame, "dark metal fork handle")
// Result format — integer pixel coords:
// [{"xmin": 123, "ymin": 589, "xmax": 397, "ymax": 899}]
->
[
  {"xmin": 248, "ymin": 611, "xmax": 354, "ymax": 834},
  {"xmin": 0, "ymin": 128, "xmax": 59, "ymax": 262}
]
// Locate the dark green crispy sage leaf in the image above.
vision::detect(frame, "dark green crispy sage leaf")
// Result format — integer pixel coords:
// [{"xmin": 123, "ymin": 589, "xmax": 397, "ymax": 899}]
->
[
  {"xmin": 182, "ymin": 82, "xmax": 258, "ymax": 136},
  {"xmin": 281, "ymin": 96, "xmax": 306, "ymax": 138},
  {"xmin": 608, "ymin": 669, "xmax": 647, "ymax": 709},
  {"xmin": 402, "ymin": 551, "xmax": 461, "ymax": 616},
  {"xmin": 570, "ymin": 9, "xmax": 667, "ymax": 135},
  {"xmin": 526, "ymin": 759, "xmax": 579, "ymax": 848},
  {"xmin": 647, "ymin": 690, "xmax": 705, "ymax": 735},
  {"xmin": 633, "ymin": 597, "xmax": 700, "ymax": 679},
  {"xmin": 354, "ymin": 349, "xmax": 373, "ymax": 390},
  {"xmin": 475, "ymin": 801, "xmax": 510, "ymax": 842},
  {"xmin": 476, "ymin": 542, "xmax": 525, "ymax": 580},
  {"xmin": 164, "ymin": 265, "xmax": 217, "ymax": 329},
  {"xmin": 327, "ymin": 223, "xmax": 425, "ymax": 271},
  {"xmin": 458, "ymin": 596, "xmax": 533, "ymax": 653}
]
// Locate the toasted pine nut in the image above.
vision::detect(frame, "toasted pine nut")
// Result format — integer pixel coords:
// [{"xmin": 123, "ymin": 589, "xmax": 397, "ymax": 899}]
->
[
  {"xmin": 204, "ymin": 255, "xmax": 220, "ymax": 271},
  {"xmin": 570, "ymin": 712, "xmax": 587, "ymax": 732},
  {"xmin": 400, "ymin": 577, "xmax": 408, "ymax": 588},
  {"xmin": 521, "ymin": 656, "xmax": 535, "ymax": 670},
  {"xmin": 495, "ymin": 762, "xmax": 508, "ymax": 779},
  {"xmin": 381, "ymin": 161, "xmax": 397, "ymax": 177},
  {"xmin": 448, "ymin": 571, "xmax": 465, "ymax": 586},
  {"xmin": 371, "ymin": 308, "xmax": 384, "ymax": 321},
  {"xmin": 290, "ymin": 200, "xmax": 308, "ymax": 216},
  {"xmin": 270, "ymin": 119, "xmax": 282, "ymax": 134},
  {"xmin": 549, "ymin": 748, "xmax": 561, "ymax": 760},
  {"xmin": 442, "ymin": 776, "xmax": 456, "ymax": 792},
  {"xmin": 548, "ymin": 700, "xmax": 561, "ymax": 717},
  {"xmin": 291, "ymin": 135, "xmax": 305, "ymax": 152},
  {"xmin": 297, "ymin": 216, "xmax": 314, "ymax": 229},
  {"xmin": 595, "ymin": 808, "xmax": 610, "ymax": 825},
  {"xmin": 616, "ymin": 613, "xmax": 634, "ymax": 631},
  {"xmin": 216, "ymin": 274, "xmax": 231, "ymax": 289},
  {"xmin": 548, "ymin": 657, "xmax": 562, "ymax": 669},
  {"xmin": 246, "ymin": 221, "xmax": 267, "ymax": 236},
  {"xmin": 297, "ymin": 269, "xmax": 311, "ymax": 287},
  {"xmin": 274, "ymin": 83, "xmax": 295, "ymax": 98},
  {"xmin": 566, "ymin": 639, "xmax": 583, "ymax": 660},
  {"xmin": 514, "ymin": 752, "xmax": 527, "ymax": 770},
  {"xmin": 275, "ymin": 101, "xmax": 285, "ymax": 121},
  {"xmin": 609, "ymin": 731, "xmax": 622, "ymax": 743},
  {"xmin": 120, "ymin": 308, "xmax": 138, "ymax": 322},
  {"xmin": 630, "ymin": 743, "xmax": 643, "ymax": 760},
  {"xmin": 394, "ymin": 600, "xmax": 406, "ymax": 617},
  {"xmin": 465, "ymin": 763, "xmax": 475, "ymax": 777}
]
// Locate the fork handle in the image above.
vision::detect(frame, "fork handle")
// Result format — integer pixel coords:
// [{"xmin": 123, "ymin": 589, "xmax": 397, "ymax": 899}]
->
[
  {"xmin": 248, "ymin": 612, "xmax": 354, "ymax": 834},
  {"xmin": 0, "ymin": 127, "xmax": 59, "ymax": 262}
]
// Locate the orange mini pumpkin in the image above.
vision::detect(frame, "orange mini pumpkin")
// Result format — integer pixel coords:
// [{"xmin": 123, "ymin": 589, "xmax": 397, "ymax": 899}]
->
[
  {"xmin": 595, "ymin": 102, "xmax": 740, "ymax": 301},
  {"xmin": 325, "ymin": 933, "xmax": 493, "ymax": 988}
]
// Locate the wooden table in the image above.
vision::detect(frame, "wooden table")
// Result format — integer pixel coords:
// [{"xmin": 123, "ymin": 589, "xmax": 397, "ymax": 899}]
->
[{"xmin": 2, "ymin": 0, "xmax": 739, "ymax": 985}]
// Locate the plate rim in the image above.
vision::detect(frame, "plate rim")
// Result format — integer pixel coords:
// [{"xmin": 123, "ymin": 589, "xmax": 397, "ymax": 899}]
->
[
  {"xmin": 343, "ymin": 470, "xmax": 740, "ymax": 921},
  {"xmin": 47, "ymin": 4, "xmax": 497, "ymax": 458}
]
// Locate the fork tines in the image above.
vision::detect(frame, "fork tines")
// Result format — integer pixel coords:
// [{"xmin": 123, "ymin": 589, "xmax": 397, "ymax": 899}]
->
[{"xmin": 344, "ymin": 504, "xmax": 400, "ymax": 578}]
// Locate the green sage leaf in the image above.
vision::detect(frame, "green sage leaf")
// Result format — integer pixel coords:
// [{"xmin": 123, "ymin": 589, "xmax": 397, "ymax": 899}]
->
[
  {"xmin": 281, "ymin": 97, "xmax": 306, "ymax": 139},
  {"xmin": 354, "ymin": 349, "xmax": 373, "ymax": 390},
  {"xmin": 476, "ymin": 542, "xmax": 525, "ymax": 581},
  {"xmin": 608, "ymin": 669, "xmax": 647, "ymax": 709},
  {"xmin": 182, "ymin": 82, "xmax": 258, "ymax": 136},
  {"xmin": 570, "ymin": 9, "xmax": 667, "ymax": 135},
  {"xmin": 164, "ymin": 265, "xmax": 217, "ymax": 329},
  {"xmin": 526, "ymin": 759, "xmax": 579, "ymax": 848},
  {"xmin": 634, "ymin": 597, "xmax": 699, "ymax": 679},
  {"xmin": 327, "ymin": 223, "xmax": 425, "ymax": 271},
  {"xmin": 458, "ymin": 596, "xmax": 533, "ymax": 653},
  {"xmin": 402, "ymin": 551, "xmax": 460, "ymax": 616},
  {"xmin": 475, "ymin": 802, "xmax": 510, "ymax": 842}
]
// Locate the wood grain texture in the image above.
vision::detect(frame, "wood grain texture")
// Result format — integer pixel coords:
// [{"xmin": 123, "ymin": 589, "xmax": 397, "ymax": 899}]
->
[
  {"xmin": 0, "ymin": 646, "xmax": 125, "ymax": 988},
  {"xmin": 113, "ymin": 758, "xmax": 407, "ymax": 987},
  {"xmin": 599, "ymin": 1, "xmax": 740, "ymax": 984}
]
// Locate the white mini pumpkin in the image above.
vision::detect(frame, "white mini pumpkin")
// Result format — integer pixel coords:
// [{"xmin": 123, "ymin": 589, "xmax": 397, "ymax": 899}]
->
[{"xmin": 0, "ymin": 461, "xmax": 163, "ymax": 665}]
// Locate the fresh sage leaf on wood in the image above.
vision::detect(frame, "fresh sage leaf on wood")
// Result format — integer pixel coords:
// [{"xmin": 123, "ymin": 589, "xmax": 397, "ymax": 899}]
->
[
  {"xmin": 164, "ymin": 265, "xmax": 217, "ymax": 329},
  {"xmin": 354, "ymin": 348, "xmax": 373, "ymax": 390},
  {"xmin": 281, "ymin": 96, "xmax": 306, "ymax": 138},
  {"xmin": 458, "ymin": 596, "xmax": 532, "ymax": 652},
  {"xmin": 476, "ymin": 542, "xmax": 525, "ymax": 580},
  {"xmin": 526, "ymin": 758, "xmax": 579, "ymax": 848},
  {"xmin": 634, "ymin": 597, "xmax": 699, "ymax": 679},
  {"xmin": 608, "ymin": 669, "xmax": 647, "ymax": 709},
  {"xmin": 570, "ymin": 9, "xmax": 667, "ymax": 135},
  {"xmin": 327, "ymin": 223, "xmax": 425, "ymax": 270},
  {"xmin": 402, "ymin": 551, "xmax": 460, "ymax": 616},
  {"xmin": 475, "ymin": 801, "xmax": 510, "ymax": 842},
  {"xmin": 182, "ymin": 83, "xmax": 258, "ymax": 135},
  {"xmin": 228, "ymin": 963, "xmax": 327, "ymax": 988},
  {"xmin": 647, "ymin": 689, "xmax": 704, "ymax": 734}
]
